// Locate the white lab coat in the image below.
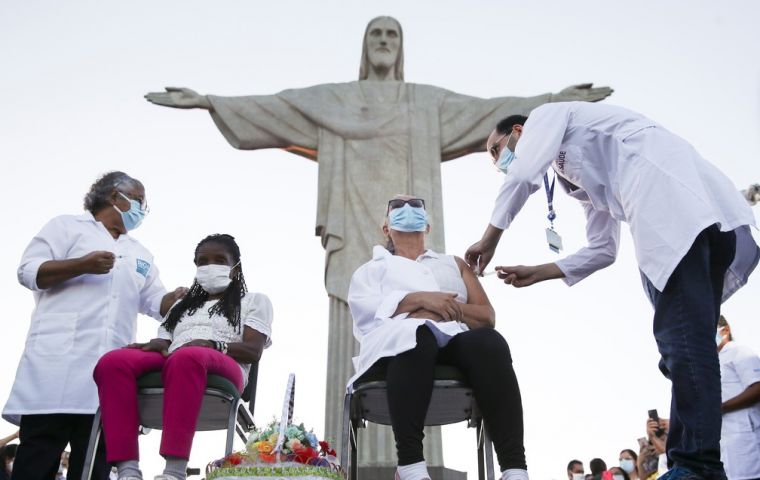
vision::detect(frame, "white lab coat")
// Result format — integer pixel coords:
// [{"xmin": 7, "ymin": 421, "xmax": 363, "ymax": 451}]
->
[
  {"xmin": 346, "ymin": 246, "xmax": 468, "ymax": 389},
  {"xmin": 719, "ymin": 341, "xmax": 760, "ymax": 480},
  {"xmin": 490, "ymin": 101, "xmax": 758, "ymax": 298},
  {"xmin": 3, "ymin": 212, "xmax": 166, "ymax": 425}
]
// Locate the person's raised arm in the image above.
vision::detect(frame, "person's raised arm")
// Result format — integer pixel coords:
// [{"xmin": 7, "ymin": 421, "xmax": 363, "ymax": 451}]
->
[{"xmin": 144, "ymin": 87, "xmax": 211, "ymax": 110}]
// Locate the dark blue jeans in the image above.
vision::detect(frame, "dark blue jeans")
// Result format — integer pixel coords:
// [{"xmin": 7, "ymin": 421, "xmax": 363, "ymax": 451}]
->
[{"xmin": 643, "ymin": 225, "xmax": 735, "ymax": 479}]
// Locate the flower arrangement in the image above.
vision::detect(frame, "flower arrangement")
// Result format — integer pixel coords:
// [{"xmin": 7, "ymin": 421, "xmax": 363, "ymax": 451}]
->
[
  {"xmin": 247, "ymin": 419, "xmax": 337, "ymax": 465},
  {"xmin": 206, "ymin": 420, "xmax": 341, "ymax": 480}
]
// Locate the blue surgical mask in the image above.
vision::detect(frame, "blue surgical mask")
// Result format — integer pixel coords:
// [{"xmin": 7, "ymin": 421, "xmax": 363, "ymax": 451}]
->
[
  {"xmin": 389, "ymin": 204, "xmax": 427, "ymax": 232},
  {"xmin": 715, "ymin": 330, "xmax": 725, "ymax": 346},
  {"xmin": 620, "ymin": 459, "xmax": 635, "ymax": 474},
  {"xmin": 114, "ymin": 192, "xmax": 146, "ymax": 231},
  {"xmin": 496, "ymin": 133, "xmax": 515, "ymax": 174}
]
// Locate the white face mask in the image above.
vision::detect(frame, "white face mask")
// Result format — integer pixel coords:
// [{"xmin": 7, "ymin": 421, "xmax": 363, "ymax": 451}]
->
[
  {"xmin": 620, "ymin": 459, "xmax": 635, "ymax": 473},
  {"xmin": 572, "ymin": 474, "xmax": 585, "ymax": 480},
  {"xmin": 195, "ymin": 262, "xmax": 238, "ymax": 294},
  {"xmin": 613, "ymin": 475, "xmax": 624, "ymax": 480}
]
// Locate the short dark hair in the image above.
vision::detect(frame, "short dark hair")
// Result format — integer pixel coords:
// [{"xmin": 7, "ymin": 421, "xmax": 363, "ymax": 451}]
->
[
  {"xmin": 83, "ymin": 171, "xmax": 142, "ymax": 214},
  {"xmin": 589, "ymin": 458, "xmax": 607, "ymax": 475},
  {"xmin": 495, "ymin": 115, "xmax": 528, "ymax": 135},
  {"xmin": 568, "ymin": 460, "xmax": 583, "ymax": 471}
]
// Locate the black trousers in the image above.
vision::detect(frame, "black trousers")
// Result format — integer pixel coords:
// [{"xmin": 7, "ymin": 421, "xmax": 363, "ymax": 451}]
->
[
  {"xmin": 359, "ymin": 326, "xmax": 526, "ymax": 471},
  {"xmin": 11, "ymin": 413, "xmax": 109, "ymax": 480}
]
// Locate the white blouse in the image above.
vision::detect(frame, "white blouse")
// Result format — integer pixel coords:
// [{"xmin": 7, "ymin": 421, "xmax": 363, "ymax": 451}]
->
[
  {"xmin": 158, "ymin": 292, "xmax": 273, "ymax": 384},
  {"xmin": 346, "ymin": 246, "xmax": 469, "ymax": 389}
]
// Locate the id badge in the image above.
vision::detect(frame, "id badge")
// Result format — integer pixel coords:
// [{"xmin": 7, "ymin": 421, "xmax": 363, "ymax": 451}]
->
[{"xmin": 545, "ymin": 227, "xmax": 563, "ymax": 253}]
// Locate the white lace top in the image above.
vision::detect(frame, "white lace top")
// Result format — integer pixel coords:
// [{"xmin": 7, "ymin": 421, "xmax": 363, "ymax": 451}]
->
[{"xmin": 157, "ymin": 292, "xmax": 273, "ymax": 384}]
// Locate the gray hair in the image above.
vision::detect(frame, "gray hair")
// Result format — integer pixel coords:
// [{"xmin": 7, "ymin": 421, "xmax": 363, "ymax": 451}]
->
[{"xmin": 83, "ymin": 171, "xmax": 141, "ymax": 213}]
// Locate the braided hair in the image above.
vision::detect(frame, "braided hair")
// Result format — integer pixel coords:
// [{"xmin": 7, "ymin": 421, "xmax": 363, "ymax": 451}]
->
[{"xmin": 161, "ymin": 234, "xmax": 248, "ymax": 333}]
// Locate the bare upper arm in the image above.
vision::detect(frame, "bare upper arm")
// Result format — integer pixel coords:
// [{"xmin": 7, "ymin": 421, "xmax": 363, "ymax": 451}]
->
[{"xmin": 454, "ymin": 256, "xmax": 492, "ymax": 309}]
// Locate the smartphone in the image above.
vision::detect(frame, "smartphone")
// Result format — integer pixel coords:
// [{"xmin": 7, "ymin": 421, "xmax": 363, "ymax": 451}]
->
[
  {"xmin": 648, "ymin": 409, "xmax": 665, "ymax": 437},
  {"xmin": 637, "ymin": 437, "xmax": 649, "ymax": 449}
]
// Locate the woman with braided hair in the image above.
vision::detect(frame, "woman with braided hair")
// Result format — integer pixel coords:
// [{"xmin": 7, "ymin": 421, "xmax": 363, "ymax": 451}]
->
[{"xmin": 93, "ymin": 234, "xmax": 273, "ymax": 480}]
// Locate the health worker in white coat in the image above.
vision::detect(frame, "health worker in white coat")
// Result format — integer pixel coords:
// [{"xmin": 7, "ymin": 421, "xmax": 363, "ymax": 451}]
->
[
  {"xmin": 3, "ymin": 171, "xmax": 185, "ymax": 480},
  {"xmin": 465, "ymin": 102, "xmax": 759, "ymax": 480},
  {"xmin": 716, "ymin": 315, "xmax": 760, "ymax": 480},
  {"xmin": 348, "ymin": 195, "xmax": 529, "ymax": 480}
]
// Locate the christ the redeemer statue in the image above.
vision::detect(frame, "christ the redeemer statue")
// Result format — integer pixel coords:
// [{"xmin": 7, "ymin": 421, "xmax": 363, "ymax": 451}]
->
[{"xmin": 145, "ymin": 15, "xmax": 612, "ymax": 467}]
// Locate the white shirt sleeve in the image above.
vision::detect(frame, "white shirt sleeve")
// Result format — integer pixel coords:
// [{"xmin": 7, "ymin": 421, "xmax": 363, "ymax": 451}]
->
[
  {"xmin": 17, "ymin": 217, "xmax": 70, "ymax": 291},
  {"xmin": 490, "ymin": 103, "xmax": 573, "ymax": 230},
  {"xmin": 242, "ymin": 293, "xmax": 274, "ymax": 348},
  {"xmin": 347, "ymin": 262, "xmax": 411, "ymax": 341},
  {"xmin": 138, "ymin": 260, "xmax": 167, "ymax": 321},
  {"xmin": 555, "ymin": 202, "xmax": 620, "ymax": 286},
  {"xmin": 732, "ymin": 344, "xmax": 760, "ymax": 391}
]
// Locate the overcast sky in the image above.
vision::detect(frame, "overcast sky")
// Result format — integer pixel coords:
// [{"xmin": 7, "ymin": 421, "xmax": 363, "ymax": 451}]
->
[{"xmin": 1, "ymin": 1, "xmax": 759, "ymax": 479}]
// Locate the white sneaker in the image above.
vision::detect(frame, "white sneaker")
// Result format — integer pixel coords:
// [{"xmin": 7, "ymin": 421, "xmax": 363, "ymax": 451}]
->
[
  {"xmin": 153, "ymin": 475, "xmax": 183, "ymax": 480},
  {"xmin": 119, "ymin": 477, "xmax": 143, "ymax": 480}
]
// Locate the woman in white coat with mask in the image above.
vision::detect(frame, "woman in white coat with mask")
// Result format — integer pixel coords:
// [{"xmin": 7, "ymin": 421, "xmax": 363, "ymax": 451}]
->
[
  {"xmin": 347, "ymin": 195, "xmax": 529, "ymax": 480},
  {"xmin": 4, "ymin": 171, "xmax": 184, "ymax": 480}
]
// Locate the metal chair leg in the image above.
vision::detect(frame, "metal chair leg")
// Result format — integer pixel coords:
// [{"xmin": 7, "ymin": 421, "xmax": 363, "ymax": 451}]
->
[
  {"xmin": 225, "ymin": 399, "xmax": 238, "ymax": 455},
  {"xmin": 476, "ymin": 421, "xmax": 485, "ymax": 480},
  {"xmin": 341, "ymin": 393, "xmax": 352, "ymax": 475},
  {"xmin": 350, "ymin": 420, "xmax": 358, "ymax": 480},
  {"xmin": 484, "ymin": 424, "xmax": 495, "ymax": 480},
  {"xmin": 81, "ymin": 409, "xmax": 102, "ymax": 480}
]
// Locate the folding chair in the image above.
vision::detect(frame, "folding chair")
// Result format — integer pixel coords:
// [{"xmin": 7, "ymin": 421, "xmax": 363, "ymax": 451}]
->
[
  {"xmin": 81, "ymin": 363, "xmax": 259, "ymax": 480},
  {"xmin": 340, "ymin": 364, "xmax": 495, "ymax": 480}
]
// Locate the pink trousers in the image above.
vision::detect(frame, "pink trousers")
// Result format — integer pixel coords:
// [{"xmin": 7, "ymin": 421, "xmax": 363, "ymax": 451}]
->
[{"xmin": 93, "ymin": 346, "xmax": 243, "ymax": 462}]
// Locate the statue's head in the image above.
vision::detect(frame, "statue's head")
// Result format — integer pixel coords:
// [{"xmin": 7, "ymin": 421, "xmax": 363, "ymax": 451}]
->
[{"xmin": 359, "ymin": 16, "xmax": 404, "ymax": 81}]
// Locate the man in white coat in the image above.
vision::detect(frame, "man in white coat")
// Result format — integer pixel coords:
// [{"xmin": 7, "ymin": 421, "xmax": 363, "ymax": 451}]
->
[
  {"xmin": 716, "ymin": 315, "xmax": 760, "ymax": 480},
  {"xmin": 465, "ymin": 101, "xmax": 759, "ymax": 480}
]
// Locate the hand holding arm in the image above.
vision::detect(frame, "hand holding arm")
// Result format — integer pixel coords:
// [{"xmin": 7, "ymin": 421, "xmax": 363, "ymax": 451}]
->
[
  {"xmin": 144, "ymin": 87, "xmax": 212, "ymax": 110},
  {"xmin": 553, "ymin": 83, "xmax": 613, "ymax": 103},
  {"xmin": 36, "ymin": 250, "xmax": 115, "ymax": 289},
  {"xmin": 465, "ymin": 224, "xmax": 503, "ymax": 275},
  {"xmin": 394, "ymin": 292, "xmax": 463, "ymax": 322},
  {"xmin": 495, "ymin": 263, "xmax": 565, "ymax": 288},
  {"xmin": 160, "ymin": 287, "xmax": 188, "ymax": 317}
]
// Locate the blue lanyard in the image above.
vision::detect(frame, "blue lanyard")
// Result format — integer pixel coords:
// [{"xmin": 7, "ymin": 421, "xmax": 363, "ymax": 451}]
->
[{"xmin": 543, "ymin": 171, "xmax": 557, "ymax": 225}]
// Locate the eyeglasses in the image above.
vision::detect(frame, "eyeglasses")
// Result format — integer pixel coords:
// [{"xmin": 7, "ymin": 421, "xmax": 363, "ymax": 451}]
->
[
  {"xmin": 387, "ymin": 198, "xmax": 425, "ymax": 212},
  {"xmin": 117, "ymin": 191, "xmax": 150, "ymax": 213},
  {"xmin": 489, "ymin": 132, "xmax": 509, "ymax": 162}
]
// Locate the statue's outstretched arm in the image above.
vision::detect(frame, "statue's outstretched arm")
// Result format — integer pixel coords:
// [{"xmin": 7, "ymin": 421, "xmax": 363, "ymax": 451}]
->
[
  {"xmin": 144, "ymin": 87, "xmax": 212, "ymax": 110},
  {"xmin": 553, "ymin": 83, "xmax": 613, "ymax": 102}
]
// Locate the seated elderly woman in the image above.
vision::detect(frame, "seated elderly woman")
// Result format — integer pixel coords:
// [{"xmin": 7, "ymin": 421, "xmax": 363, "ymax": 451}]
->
[
  {"xmin": 93, "ymin": 234, "xmax": 273, "ymax": 480},
  {"xmin": 347, "ymin": 195, "xmax": 528, "ymax": 480}
]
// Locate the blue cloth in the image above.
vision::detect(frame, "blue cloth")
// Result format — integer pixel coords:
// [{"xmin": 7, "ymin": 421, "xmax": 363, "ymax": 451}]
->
[{"xmin": 643, "ymin": 224, "xmax": 736, "ymax": 480}]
